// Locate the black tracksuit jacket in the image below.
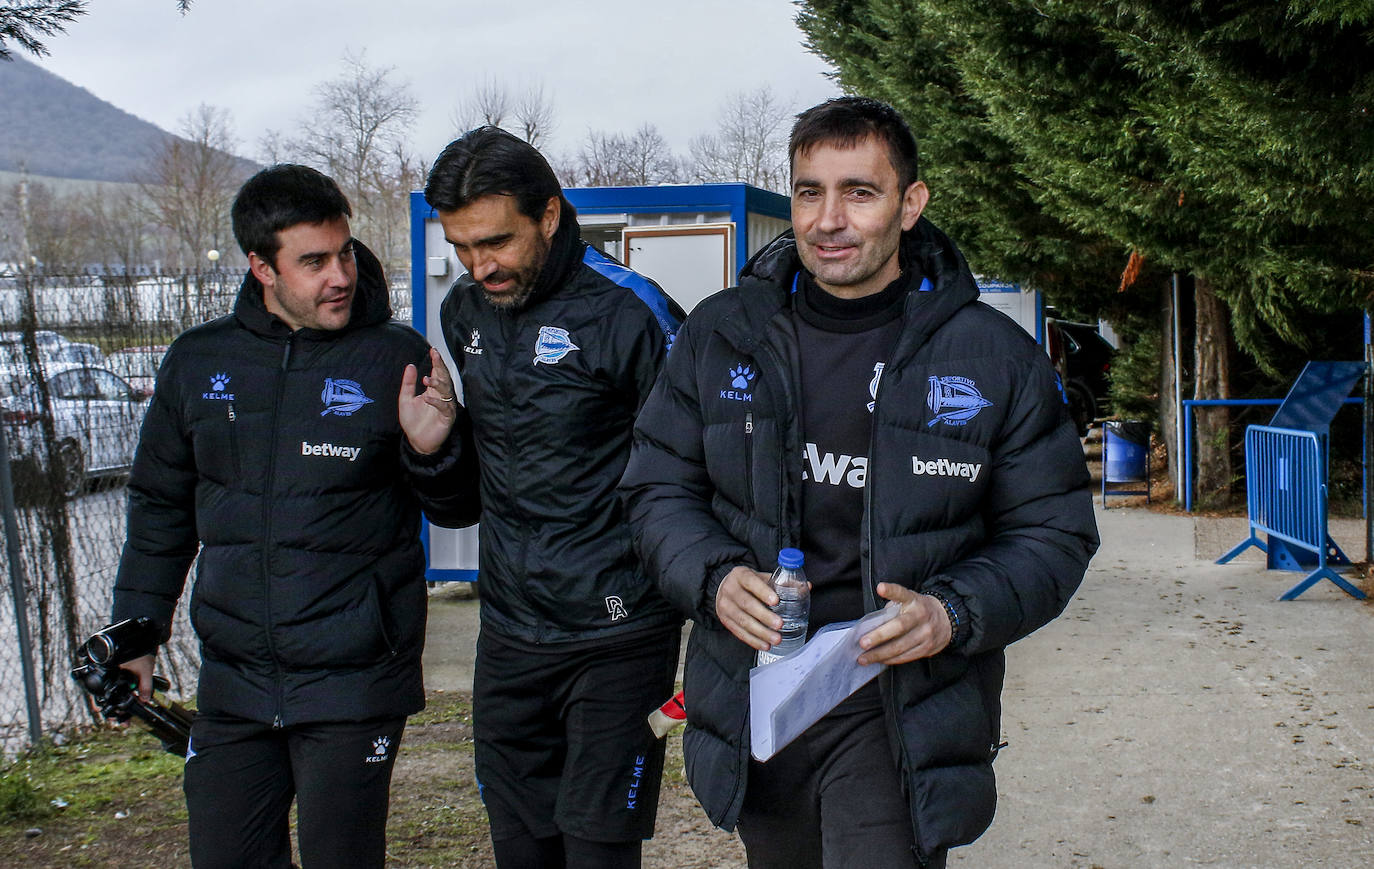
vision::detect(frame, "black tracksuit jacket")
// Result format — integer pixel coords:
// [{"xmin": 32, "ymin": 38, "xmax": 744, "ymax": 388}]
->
[
  {"xmin": 112, "ymin": 242, "xmax": 478, "ymax": 726},
  {"xmin": 437, "ymin": 210, "xmax": 684, "ymax": 643},
  {"xmin": 620, "ymin": 220, "xmax": 1099, "ymax": 859}
]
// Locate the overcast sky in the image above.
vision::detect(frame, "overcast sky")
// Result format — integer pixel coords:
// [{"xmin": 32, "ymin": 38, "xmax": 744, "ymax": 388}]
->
[{"xmin": 32, "ymin": 0, "xmax": 841, "ymax": 166}]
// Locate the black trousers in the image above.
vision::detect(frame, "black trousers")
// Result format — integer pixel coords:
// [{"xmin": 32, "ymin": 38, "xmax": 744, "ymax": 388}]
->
[
  {"xmin": 736, "ymin": 687, "xmax": 946, "ymax": 869},
  {"xmin": 183, "ymin": 712, "xmax": 406, "ymax": 869}
]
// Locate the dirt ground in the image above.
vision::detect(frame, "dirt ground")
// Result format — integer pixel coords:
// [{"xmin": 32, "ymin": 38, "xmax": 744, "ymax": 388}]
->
[{"xmin": 0, "ymin": 688, "xmax": 747, "ymax": 869}]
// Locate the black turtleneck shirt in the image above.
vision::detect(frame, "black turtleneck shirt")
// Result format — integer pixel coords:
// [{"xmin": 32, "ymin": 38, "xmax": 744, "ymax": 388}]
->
[{"xmin": 792, "ymin": 265, "xmax": 922, "ymax": 631}]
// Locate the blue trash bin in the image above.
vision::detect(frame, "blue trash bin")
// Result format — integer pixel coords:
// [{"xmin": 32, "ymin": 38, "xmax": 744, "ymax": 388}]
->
[{"xmin": 1104, "ymin": 421, "xmax": 1149, "ymax": 482}]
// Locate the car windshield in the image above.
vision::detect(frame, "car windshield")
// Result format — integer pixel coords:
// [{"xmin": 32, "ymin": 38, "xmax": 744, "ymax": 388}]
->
[
  {"xmin": 51, "ymin": 344, "xmax": 104, "ymax": 365},
  {"xmin": 107, "ymin": 348, "xmax": 165, "ymax": 379}
]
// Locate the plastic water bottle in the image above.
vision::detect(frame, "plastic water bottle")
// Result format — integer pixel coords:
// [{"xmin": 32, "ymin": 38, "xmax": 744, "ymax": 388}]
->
[{"xmin": 756, "ymin": 548, "xmax": 809, "ymax": 666}]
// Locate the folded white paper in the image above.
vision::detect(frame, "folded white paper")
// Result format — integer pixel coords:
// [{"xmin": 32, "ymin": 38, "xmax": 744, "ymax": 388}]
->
[{"xmin": 749, "ymin": 605, "xmax": 898, "ymax": 762}]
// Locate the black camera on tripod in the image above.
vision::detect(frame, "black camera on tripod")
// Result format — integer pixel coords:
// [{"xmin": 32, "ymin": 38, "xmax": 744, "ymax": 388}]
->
[{"xmin": 71, "ymin": 617, "xmax": 195, "ymax": 756}]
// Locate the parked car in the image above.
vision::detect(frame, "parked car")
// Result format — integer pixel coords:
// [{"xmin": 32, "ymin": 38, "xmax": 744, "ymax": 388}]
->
[
  {"xmin": 1046, "ymin": 319, "xmax": 1117, "ymax": 435},
  {"xmin": 0, "ymin": 363, "xmax": 149, "ymax": 498},
  {"xmin": 46, "ymin": 341, "xmax": 106, "ymax": 367},
  {"xmin": 104, "ymin": 344, "xmax": 169, "ymax": 398},
  {"xmin": 0, "ymin": 330, "xmax": 71, "ymax": 368}
]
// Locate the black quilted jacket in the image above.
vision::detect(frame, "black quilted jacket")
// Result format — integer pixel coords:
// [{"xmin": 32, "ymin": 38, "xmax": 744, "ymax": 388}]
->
[
  {"xmin": 621, "ymin": 220, "xmax": 1099, "ymax": 859},
  {"xmin": 113, "ymin": 242, "xmax": 478, "ymax": 725}
]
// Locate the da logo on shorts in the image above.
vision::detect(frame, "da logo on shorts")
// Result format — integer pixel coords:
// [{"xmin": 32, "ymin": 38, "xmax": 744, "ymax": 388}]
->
[
  {"xmin": 605, "ymin": 595, "xmax": 629, "ymax": 621},
  {"xmin": 926, "ymin": 375, "xmax": 992, "ymax": 427}
]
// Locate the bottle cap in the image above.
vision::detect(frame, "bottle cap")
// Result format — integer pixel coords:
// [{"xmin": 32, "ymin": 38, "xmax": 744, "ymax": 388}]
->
[{"xmin": 778, "ymin": 547, "xmax": 804, "ymax": 569}]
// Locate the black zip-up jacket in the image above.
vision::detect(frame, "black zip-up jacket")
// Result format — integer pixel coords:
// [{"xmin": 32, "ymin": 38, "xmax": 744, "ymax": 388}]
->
[
  {"xmin": 621, "ymin": 220, "xmax": 1099, "ymax": 859},
  {"xmin": 437, "ymin": 208, "xmax": 684, "ymax": 643},
  {"xmin": 112, "ymin": 242, "xmax": 478, "ymax": 725}
]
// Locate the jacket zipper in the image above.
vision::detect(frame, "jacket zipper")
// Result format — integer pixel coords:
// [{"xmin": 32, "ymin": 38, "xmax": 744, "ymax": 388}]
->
[
  {"xmin": 743, "ymin": 412, "xmax": 754, "ymax": 514},
  {"xmin": 865, "ymin": 344, "xmax": 928, "ymax": 858},
  {"xmin": 498, "ymin": 312, "xmax": 541, "ymax": 642},
  {"xmin": 226, "ymin": 401, "xmax": 240, "ymax": 480},
  {"xmin": 746, "ymin": 327, "xmax": 800, "ymax": 554},
  {"xmin": 263, "ymin": 336, "xmax": 292, "ymax": 728}
]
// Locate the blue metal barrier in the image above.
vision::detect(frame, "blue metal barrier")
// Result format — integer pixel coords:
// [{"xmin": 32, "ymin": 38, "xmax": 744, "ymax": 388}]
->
[
  {"xmin": 1182, "ymin": 398, "xmax": 1363, "ymax": 512},
  {"xmin": 1217, "ymin": 425, "xmax": 1365, "ymax": 600}
]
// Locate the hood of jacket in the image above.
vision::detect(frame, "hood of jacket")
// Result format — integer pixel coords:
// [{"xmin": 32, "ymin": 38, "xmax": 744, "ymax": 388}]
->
[{"xmin": 232, "ymin": 238, "xmax": 392, "ymax": 339}]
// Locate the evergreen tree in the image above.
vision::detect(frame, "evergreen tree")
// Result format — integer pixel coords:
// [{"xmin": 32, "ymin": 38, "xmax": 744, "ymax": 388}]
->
[
  {"xmin": 798, "ymin": 0, "xmax": 1374, "ymax": 504},
  {"xmin": 797, "ymin": 0, "xmax": 1126, "ymax": 310}
]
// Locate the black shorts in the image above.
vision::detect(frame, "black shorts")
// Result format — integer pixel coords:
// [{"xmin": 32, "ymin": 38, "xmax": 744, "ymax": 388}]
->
[{"xmin": 472, "ymin": 624, "xmax": 681, "ymax": 843}]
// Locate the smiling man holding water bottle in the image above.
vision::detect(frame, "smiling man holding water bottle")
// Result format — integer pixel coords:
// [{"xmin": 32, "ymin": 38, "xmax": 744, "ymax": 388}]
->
[{"xmin": 621, "ymin": 97, "xmax": 1098, "ymax": 867}]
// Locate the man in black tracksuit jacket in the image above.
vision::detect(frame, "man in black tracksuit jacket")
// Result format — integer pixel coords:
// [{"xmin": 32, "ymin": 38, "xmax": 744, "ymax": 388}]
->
[
  {"xmin": 111, "ymin": 165, "xmax": 477, "ymax": 868},
  {"xmin": 621, "ymin": 99, "xmax": 1098, "ymax": 867},
  {"xmin": 424, "ymin": 127, "xmax": 685, "ymax": 868}
]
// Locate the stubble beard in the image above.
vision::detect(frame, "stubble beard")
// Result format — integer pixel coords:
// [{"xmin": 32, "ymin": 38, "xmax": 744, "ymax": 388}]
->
[
  {"xmin": 481, "ymin": 234, "xmax": 551, "ymax": 313},
  {"xmin": 799, "ymin": 225, "xmax": 902, "ymax": 295}
]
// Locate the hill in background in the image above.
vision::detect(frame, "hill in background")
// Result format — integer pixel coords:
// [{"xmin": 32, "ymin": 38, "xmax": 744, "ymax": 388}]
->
[{"xmin": 0, "ymin": 55, "xmax": 254, "ymax": 183}]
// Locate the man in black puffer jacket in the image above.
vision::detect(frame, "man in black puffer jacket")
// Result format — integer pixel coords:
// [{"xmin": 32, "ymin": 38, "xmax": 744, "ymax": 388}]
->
[
  {"xmin": 621, "ymin": 98, "xmax": 1099, "ymax": 867},
  {"xmin": 111, "ymin": 165, "xmax": 478, "ymax": 868},
  {"xmin": 424, "ymin": 127, "xmax": 685, "ymax": 869}
]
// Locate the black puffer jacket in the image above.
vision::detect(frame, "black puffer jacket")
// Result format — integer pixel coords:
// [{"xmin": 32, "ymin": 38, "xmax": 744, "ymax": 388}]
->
[
  {"xmin": 620, "ymin": 220, "xmax": 1098, "ymax": 858},
  {"xmin": 112, "ymin": 242, "xmax": 478, "ymax": 725},
  {"xmin": 437, "ymin": 207, "xmax": 684, "ymax": 643}
]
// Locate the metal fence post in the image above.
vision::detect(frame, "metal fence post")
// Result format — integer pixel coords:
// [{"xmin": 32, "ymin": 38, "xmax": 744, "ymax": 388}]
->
[{"xmin": 0, "ymin": 418, "xmax": 44, "ymax": 746}]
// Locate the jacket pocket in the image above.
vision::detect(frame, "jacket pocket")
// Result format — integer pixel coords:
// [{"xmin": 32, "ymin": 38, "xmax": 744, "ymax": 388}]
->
[
  {"xmin": 371, "ymin": 573, "xmax": 397, "ymax": 656},
  {"xmin": 272, "ymin": 572, "xmax": 393, "ymax": 669}
]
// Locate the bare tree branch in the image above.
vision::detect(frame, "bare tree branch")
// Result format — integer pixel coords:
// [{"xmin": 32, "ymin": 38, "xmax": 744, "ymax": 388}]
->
[
  {"xmin": 450, "ymin": 77, "xmax": 557, "ymax": 145},
  {"xmin": 515, "ymin": 83, "xmax": 556, "ymax": 147},
  {"xmin": 689, "ymin": 85, "xmax": 791, "ymax": 193},
  {"xmin": 451, "ymin": 75, "xmax": 510, "ymax": 134},
  {"xmin": 575, "ymin": 124, "xmax": 680, "ymax": 187},
  {"xmin": 139, "ymin": 104, "xmax": 246, "ymax": 268},
  {"xmin": 277, "ymin": 50, "xmax": 421, "ymax": 274}
]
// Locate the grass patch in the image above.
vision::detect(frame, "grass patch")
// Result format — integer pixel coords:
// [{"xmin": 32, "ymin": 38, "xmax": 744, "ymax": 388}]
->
[
  {"xmin": 0, "ymin": 725, "xmax": 189, "ymax": 868},
  {"xmin": 0, "ymin": 769, "xmax": 46, "ymax": 822},
  {"xmin": 408, "ymin": 689, "xmax": 473, "ymax": 727}
]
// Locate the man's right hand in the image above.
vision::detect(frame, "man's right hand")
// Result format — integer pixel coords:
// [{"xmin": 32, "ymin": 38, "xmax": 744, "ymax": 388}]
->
[
  {"xmin": 715, "ymin": 566, "xmax": 783, "ymax": 651},
  {"xmin": 119, "ymin": 654, "xmax": 155, "ymax": 703}
]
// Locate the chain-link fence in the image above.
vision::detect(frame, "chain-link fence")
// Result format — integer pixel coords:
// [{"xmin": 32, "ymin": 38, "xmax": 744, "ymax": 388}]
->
[{"xmin": 0, "ymin": 269, "xmax": 414, "ymax": 756}]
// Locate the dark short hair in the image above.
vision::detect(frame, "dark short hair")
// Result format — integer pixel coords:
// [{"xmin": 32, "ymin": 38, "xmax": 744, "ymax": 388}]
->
[
  {"xmin": 231, "ymin": 164, "xmax": 352, "ymax": 269},
  {"xmin": 424, "ymin": 126, "xmax": 567, "ymax": 222},
  {"xmin": 789, "ymin": 97, "xmax": 920, "ymax": 190}
]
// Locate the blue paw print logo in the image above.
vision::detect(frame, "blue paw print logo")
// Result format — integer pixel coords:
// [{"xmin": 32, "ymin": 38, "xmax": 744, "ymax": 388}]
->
[
  {"xmin": 729, "ymin": 365, "xmax": 755, "ymax": 390},
  {"xmin": 210, "ymin": 372, "xmax": 230, "ymax": 392}
]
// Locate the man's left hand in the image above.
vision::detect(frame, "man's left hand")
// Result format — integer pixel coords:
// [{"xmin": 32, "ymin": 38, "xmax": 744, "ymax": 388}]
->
[
  {"xmin": 399, "ymin": 347, "xmax": 458, "ymax": 455},
  {"xmin": 856, "ymin": 583, "xmax": 952, "ymax": 666}
]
